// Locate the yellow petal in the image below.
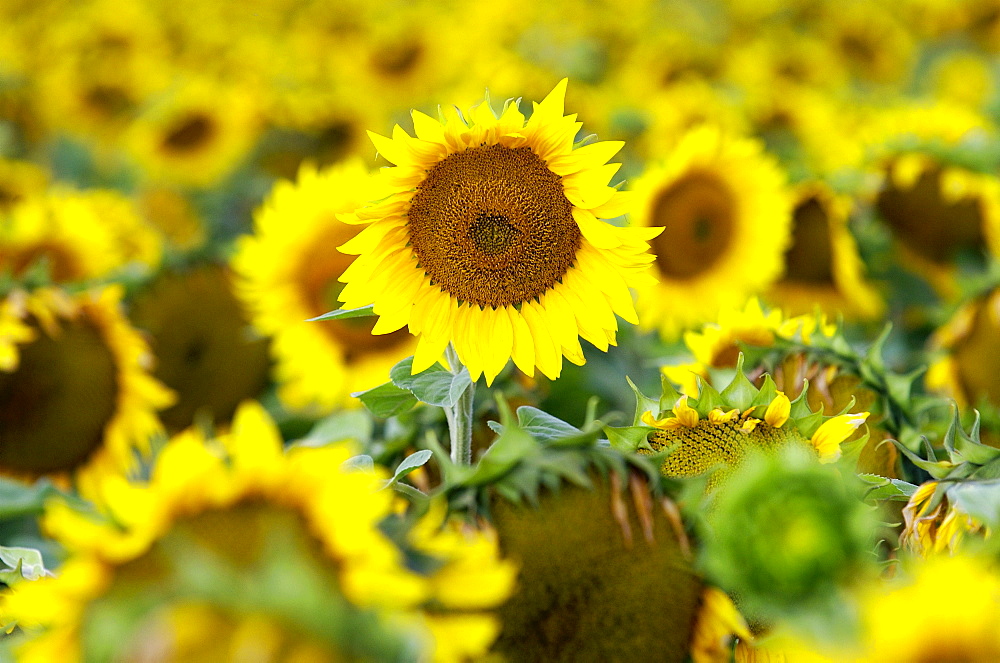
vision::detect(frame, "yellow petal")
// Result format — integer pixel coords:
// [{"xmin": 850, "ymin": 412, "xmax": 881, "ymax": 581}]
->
[
  {"xmin": 764, "ymin": 391, "xmax": 791, "ymax": 428},
  {"xmin": 810, "ymin": 412, "xmax": 869, "ymax": 463}
]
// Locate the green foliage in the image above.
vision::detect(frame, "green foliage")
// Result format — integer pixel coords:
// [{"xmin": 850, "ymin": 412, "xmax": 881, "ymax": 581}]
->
[{"xmin": 305, "ymin": 305, "xmax": 375, "ymax": 322}]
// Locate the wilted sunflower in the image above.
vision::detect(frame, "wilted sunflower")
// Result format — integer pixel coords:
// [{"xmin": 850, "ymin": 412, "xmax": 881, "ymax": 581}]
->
[
  {"xmin": 926, "ymin": 286, "xmax": 1000, "ymax": 410},
  {"xmin": 0, "ymin": 285, "xmax": 172, "ymax": 484},
  {"xmin": 337, "ymin": 80, "xmax": 660, "ymax": 384},
  {"xmin": 630, "ymin": 125, "xmax": 792, "ymax": 337},
  {"xmin": 2, "ymin": 402, "xmax": 515, "ymax": 663},
  {"xmin": 769, "ymin": 182, "xmax": 883, "ymax": 320},
  {"xmin": 233, "ymin": 159, "xmax": 415, "ymax": 414}
]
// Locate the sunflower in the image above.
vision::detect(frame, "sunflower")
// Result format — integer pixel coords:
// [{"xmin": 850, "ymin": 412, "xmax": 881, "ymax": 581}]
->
[
  {"xmin": 768, "ymin": 182, "xmax": 883, "ymax": 320},
  {"xmin": 816, "ymin": 0, "xmax": 916, "ymax": 86},
  {"xmin": 337, "ymin": 80, "xmax": 660, "ymax": 384},
  {"xmin": 853, "ymin": 554, "xmax": 1000, "ymax": 662},
  {"xmin": 234, "ymin": 159, "xmax": 416, "ymax": 415},
  {"xmin": 873, "ymin": 152, "xmax": 1000, "ymax": 292},
  {"xmin": 3, "ymin": 401, "xmax": 515, "ymax": 662},
  {"xmin": 641, "ymin": 369, "xmax": 868, "ymax": 490},
  {"xmin": 901, "ymin": 481, "xmax": 984, "ymax": 556},
  {"xmin": 0, "ymin": 285, "xmax": 172, "ymax": 484},
  {"xmin": 127, "ymin": 264, "xmax": 271, "ymax": 433},
  {"xmin": 926, "ymin": 286, "xmax": 1000, "ymax": 409},
  {"xmin": 630, "ymin": 125, "xmax": 793, "ymax": 337},
  {"xmin": 0, "ymin": 158, "xmax": 49, "ymax": 212},
  {"xmin": 0, "ymin": 187, "xmax": 163, "ymax": 284},
  {"xmin": 125, "ymin": 77, "xmax": 261, "ymax": 188}
]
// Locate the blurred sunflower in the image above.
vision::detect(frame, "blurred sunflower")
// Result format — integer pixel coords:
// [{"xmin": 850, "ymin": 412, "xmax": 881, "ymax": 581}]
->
[
  {"xmin": 0, "ymin": 188, "xmax": 161, "ymax": 284},
  {"xmin": 125, "ymin": 77, "xmax": 261, "ymax": 188},
  {"xmin": 136, "ymin": 185, "xmax": 207, "ymax": 252},
  {"xmin": 3, "ymin": 402, "xmax": 515, "ymax": 662},
  {"xmin": 233, "ymin": 159, "xmax": 416, "ymax": 415},
  {"xmin": 0, "ymin": 285, "xmax": 172, "ymax": 484},
  {"xmin": 0, "ymin": 158, "xmax": 48, "ymax": 212},
  {"xmin": 769, "ymin": 182, "xmax": 883, "ymax": 320},
  {"xmin": 873, "ymin": 153, "xmax": 1000, "ymax": 292},
  {"xmin": 630, "ymin": 125, "xmax": 793, "ymax": 337},
  {"xmin": 853, "ymin": 554, "xmax": 1000, "ymax": 662},
  {"xmin": 128, "ymin": 264, "xmax": 271, "ymax": 433},
  {"xmin": 926, "ymin": 286, "xmax": 1000, "ymax": 409},
  {"xmin": 337, "ymin": 80, "xmax": 660, "ymax": 384},
  {"xmin": 817, "ymin": 0, "xmax": 916, "ymax": 86}
]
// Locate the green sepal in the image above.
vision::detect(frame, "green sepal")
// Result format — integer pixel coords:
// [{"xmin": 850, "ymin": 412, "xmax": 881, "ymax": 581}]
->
[
  {"xmin": 627, "ymin": 376, "xmax": 660, "ymax": 424},
  {"xmin": 750, "ymin": 374, "xmax": 779, "ymax": 409},
  {"xmin": 305, "ymin": 305, "xmax": 375, "ymax": 322},
  {"xmin": 659, "ymin": 374, "xmax": 683, "ymax": 413},
  {"xmin": 604, "ymin": 425, "xmax": 655, "ymax": 453},
  {"xmin": 720, "ymin": 354, "xmax": 759, "ymax": 412},
  {"xmin": 0, "ymin": 546, "xmax": 52, "ymax": 585},
  {"xmin": 692, "ymin": 378, "xmax": 726, "ymax": 416},
  {"xmin": 857, "ymin": 474, "xmax": 919, "ymax": 502},
  {"xmin": 891, "ymin": 439, "xmax": 956, "ymax": 479},
  {"xmin": 944, "ymin": 479, "xmax": 1000, "ymax": 530}
]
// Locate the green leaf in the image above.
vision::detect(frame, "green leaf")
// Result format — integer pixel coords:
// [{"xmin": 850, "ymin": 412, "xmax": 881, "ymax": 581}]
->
[
  {"xmin": 0, "ymin": 478, "xmax": 63, "ymax": 520},
  {"xmin": 626, "ymin": 376, "xmax": 659, "ymax": 425},
  {"xmin": 354, "ymin": 382, "xmax": 418, "ymax": 418},
  {"xmin": 0, "ymin": 546, "xmax": 51, "ymax": 583},
  {"xmin": 341, "ymin": 455, "xmax": 375, "ymax": 472},
  {"xmin": 515, "ymin": 407, "xmax": 582, "ymax": 441},
  {"xmin": 385, "ymin": 450, "xmax": 433, "ymax": 487},
  {"xmin": 459, "ymin": 394, "xmax": 537, "ymax": 486},
  {"xmin": 297, "ymin": 410, "xmax": 373, "ymax": 448},
  {"xmin": 306, "ymin": 304, "xmax": 375, "ymax": 322},
  {"xmin": 604, "ymin": 425, "xmax": 654, "ymax": 453},
  {"xmin": 390, "ymin": 357, "xmax": 472, "ymax": 407}
]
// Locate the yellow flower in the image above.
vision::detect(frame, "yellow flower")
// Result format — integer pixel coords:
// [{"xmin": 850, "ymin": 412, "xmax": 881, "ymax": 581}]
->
[
  {"xmin": 0, "ymin": 158, "xmax": 49, "ymax": 212},
  {"xmin": 233, "ymin": 159, "xmax": 416, "ymax": 414},
  {"xmin": 855, "ymin": 555, "xmax": 1000, "ymax": 662},
  {"xmin": 4, "ymin": 402, "xmax": 515, "ymax": 662},
  {"xmin": 926, "ymin": 286, "xmax": 1000, "ymax": 409},
  {"xmin": 769, "ymin": 182, "xmax": 883, "ymax": 321},
  {"xmin": 901, "ymin": 481, "xmax": 985, "ymax": 556},
  {"xmin": 809, "ymin": 412, "xmax": 869, "ymax": 463},
  {"xmin": 125, "ymin": 77, "xmax": 261, "ymax": 188},
  {"xmin": 337, "ymin": 80, "xmax": 659, "ymax": 384},
  {"xmin": 764, "ymin": 391, "xmax": 790, "ymax": 428},
  {"xmin": 0, "ymin": 188, "xmax": 162, "ymax": 284},
  {"xmin": 631, "ymin": 126, "xmax": 793, "ymax": 337},
  {"xmin": 0, "ymin": 286, "xmax": 173, "ymax": 485},
  {"xmin": 127, "ymin": 264, "xmax": 271, "ymax": 433},
  {"xmin": 689, "ymin": 587, "xmax": 752, "ymax": 663}
]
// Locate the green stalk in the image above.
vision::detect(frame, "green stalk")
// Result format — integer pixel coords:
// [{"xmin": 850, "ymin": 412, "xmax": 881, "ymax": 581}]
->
[{"xmin": 445, "ymin": 344, "xmax": 475, "ymax": 465}]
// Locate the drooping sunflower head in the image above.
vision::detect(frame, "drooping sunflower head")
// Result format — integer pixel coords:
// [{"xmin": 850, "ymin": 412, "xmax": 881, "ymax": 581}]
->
[
  {"xmin": 337, "ymin": 80, "xmax": 660, "ymax": 385},
  {"xmin": 233, "ymin": 159, "xmax": 416, "ymax": 414},
  {"xmin": 630, "ymin": 125, "xmax": 793, "ymax": 338},
  {"xmin": 640, "ymin": 360, "xmax": 869, "ymax": 490},
  {"xmin": 5, "ymin": 401, "xmax": 516, "ymax": 662},
  {"xmin": 0, "ymin": 285, "xmax": 173, "ymax": 484},
  {"xmin": 769, "ymin": 182, "xmax": 883, "ymax": 320},
  {"xmin": 926, "ymin": 286, "xmax": 1000, "ymax": 410}
]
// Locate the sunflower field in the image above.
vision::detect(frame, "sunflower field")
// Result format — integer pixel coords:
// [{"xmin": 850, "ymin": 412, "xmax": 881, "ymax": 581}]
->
[{"xmin": 4, "ymin": 0, "xmax": 1000, "ymax": 660}]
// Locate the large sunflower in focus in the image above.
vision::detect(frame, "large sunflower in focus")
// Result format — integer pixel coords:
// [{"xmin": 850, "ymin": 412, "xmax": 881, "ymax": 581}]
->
[
  {"xmin": 233, "ymin": 160, "xmax": 416, "ymax": 414},
  {"xmin": 338, "ymin": 80, "xmax": 660, "ymax": 384},
  {"xmin": 630, "ymin": 126, "xmax": 793, "ymax": 337}
]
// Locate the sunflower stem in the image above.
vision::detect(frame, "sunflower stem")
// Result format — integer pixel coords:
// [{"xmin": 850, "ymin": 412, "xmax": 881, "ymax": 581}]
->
[{"xmin": 445, "ymin": 344, "xmax": 474, "ymax": 465}]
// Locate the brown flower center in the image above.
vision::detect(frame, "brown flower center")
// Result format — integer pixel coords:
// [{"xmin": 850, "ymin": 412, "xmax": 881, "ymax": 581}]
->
[
  {"xmin": 129, "ymin": 265, "xmax": 271, "ymax": 433},
  {"xmin": 0, "ymin": 316, "xmax": 118, "ymax": 474},
  {"xmin": 781, "ymin": 196, "xmax": 835, "ymax": 284},
  {"xmin": 649, "ymin": 170, "xmax": 736, "ymax": 280},
  {"xmin": 162, "ymin": 114, "xmax": 216, "ymax": 153},
  {"xmin": 407, "ymin": 144, "xmax": 580, "ymax": 308},
  {"xmin": 875, "ymin": 163, "xmax": 985, "ymax": 265}
]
